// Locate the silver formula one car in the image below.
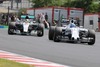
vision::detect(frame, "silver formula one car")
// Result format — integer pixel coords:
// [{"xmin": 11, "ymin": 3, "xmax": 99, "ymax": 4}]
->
[
  {"xmin": 48, "ymin": 23, "xmax": 95, "ymax": 45},
  {"xmin": 8, "ymin": 15, "xmax": 44, "ymax": 37}
]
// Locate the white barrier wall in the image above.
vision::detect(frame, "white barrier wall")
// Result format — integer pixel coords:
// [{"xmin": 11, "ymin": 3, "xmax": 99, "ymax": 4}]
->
[
  {"xmin": 27, "ymin": 7, "xmax": 68, "ymax": 25},
  {"xmin": 84, "ymin": 14, "xmax": 98, "ymax": 30},
  {"xmin": 53, "ymin": 8, "xmax": 68, "ymax": 25},
  {"xmin": 27, "ymin": 10, "xmax": 34, "ymax": 15},
  {"xmin": 35, "ymin": 8, "xmax": 52, "ymax": 25},
  {"xmin": 69, "ymin": 9, "xmax": 83, "ymax": 26},
  {"xmin": 27, "ymin": 7, "xmax": 83, "ymax": 26}
]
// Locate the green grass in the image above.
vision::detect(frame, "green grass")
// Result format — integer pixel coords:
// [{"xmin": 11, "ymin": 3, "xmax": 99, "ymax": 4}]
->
[{"xmin": 0, "ymin": 58, "xmax": 34, "ymax": 67}]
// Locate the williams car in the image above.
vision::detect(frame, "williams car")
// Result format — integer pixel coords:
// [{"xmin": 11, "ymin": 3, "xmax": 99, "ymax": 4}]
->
[{"xmin": 48, "ymin": 19, "xmax": 95, "ymax": 45}]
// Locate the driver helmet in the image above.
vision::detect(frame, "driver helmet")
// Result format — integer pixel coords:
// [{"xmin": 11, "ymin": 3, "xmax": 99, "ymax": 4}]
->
[
  {"xmin": 26, "ymin": 19, "xmax": 29, "ymax": 21},
  {"xmin": 26, "ymin": 19, "xmax": 30, "ymax": 23}
]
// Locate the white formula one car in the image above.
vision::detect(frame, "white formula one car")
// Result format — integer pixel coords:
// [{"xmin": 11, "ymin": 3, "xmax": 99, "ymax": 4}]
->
[
  {"xmin": 8, "ymin": 15, "xmax": 44, "ymax": 37},
  {"xmin": 48, "ymin": 24, "xmax": 95, "ymax": 45}
]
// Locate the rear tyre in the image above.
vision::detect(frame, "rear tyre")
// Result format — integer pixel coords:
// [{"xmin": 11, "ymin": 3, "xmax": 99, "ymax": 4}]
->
[
  {"xmin": 88, "ymin": 30, "xmax": 95, "ymax": 45},
  {"xmin": 48, "ymin": 26, "xmax": 55, "ymax": 40}
]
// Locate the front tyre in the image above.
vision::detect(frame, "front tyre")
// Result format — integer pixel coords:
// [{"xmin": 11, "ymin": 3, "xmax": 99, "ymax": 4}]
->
[
  {"xmin": 8, "ymin": 22, "xmax": 16, "ymax": 35},
  {"xmin": 53, "ymin": 27, "xmax": 61, "ymax": 42},
  {"xmin": 88, "ymin": 30, "xmax": 95, "ymax": 45},
  {"xmin": 8, "ymin": 26, "xmax": 15, "ymax": 35},
  {"xmin": 37, "ymin": 23, "xmax": 44, "ymax": 37}
]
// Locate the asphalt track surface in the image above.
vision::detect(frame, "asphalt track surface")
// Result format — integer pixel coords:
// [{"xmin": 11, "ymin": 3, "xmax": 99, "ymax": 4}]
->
[{"xmin": 0, "ymin": 29, "xmax": 100, "ymax": 67}]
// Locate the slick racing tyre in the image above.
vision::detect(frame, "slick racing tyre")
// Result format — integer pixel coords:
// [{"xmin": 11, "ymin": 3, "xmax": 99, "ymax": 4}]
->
[
  {"xmin": 8, "ymin": 26, "xmax": 15, "ymax": 35},
  {"xmin": 8, "ymin": 22, "xmax": 16, "ymax": 35},
  {"xmin": 87, "ymin": 30, "xmax": 95, "ymax": 45},
  {"xmin": 48, "ymin": 26, "xmax": 55, "ymax": 40},
  {"xmin": 53, "ymin": 27, "xmax": 62, "ymax": 42},
  {"xmin": 37, "ymin": 23, "xmax": 44, "ymax": 37}
]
